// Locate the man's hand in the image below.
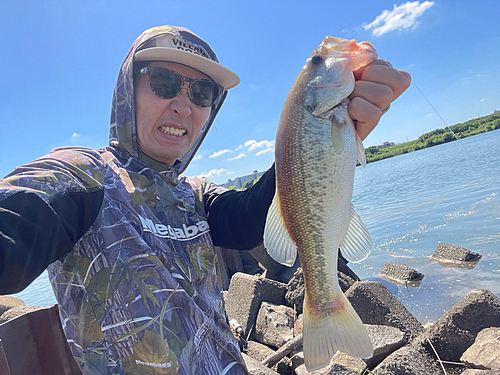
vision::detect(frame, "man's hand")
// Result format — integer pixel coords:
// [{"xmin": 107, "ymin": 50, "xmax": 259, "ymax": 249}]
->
[{"xmin": 349, "ymin": 59, "xmax": 411, "ymax": 141}]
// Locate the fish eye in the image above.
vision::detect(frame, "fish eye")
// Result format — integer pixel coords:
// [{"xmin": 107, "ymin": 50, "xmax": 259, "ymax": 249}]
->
[{"xmin": 311, "ymin": 55, "xmax": 323, "ymax": 66}]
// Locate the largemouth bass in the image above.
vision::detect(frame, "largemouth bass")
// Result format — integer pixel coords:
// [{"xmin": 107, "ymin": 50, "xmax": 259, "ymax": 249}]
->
[{"xmin": 263, "ymin": 37, "xmax": 378, "ymax": 371}]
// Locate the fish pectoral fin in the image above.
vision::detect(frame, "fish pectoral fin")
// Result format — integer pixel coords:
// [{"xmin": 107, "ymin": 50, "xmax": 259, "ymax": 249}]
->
[
  {"xmin": 331, "ymin": 122, "xmax": 345, "ymax": 154},
  {"xmin": 355, "ymin": 130, "xmax": 367, "ymax": 167},
  {"xmin": 263, "ymin": 194, "xmax": 297, "ymax": 267},
  {"xmin": 303, "ymin": 291, "xmax": 373, "ymax": 371},
  {"xmin": 339, "ymin": 204, "xmax": 372, "ymax": 263}
]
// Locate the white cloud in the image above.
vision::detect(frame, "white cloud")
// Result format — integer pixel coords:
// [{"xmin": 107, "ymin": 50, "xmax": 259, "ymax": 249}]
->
[
  {"xmin": 480, "ymin": 99, "xmax": 486, "ymax": 102},
  {"xmin": 200, "ymin": 168, "xmax": 228, "ymax": 178},
  {"xmin": 209, "ymin": 149, "xmax": 231, "ymax": 158},
  {"xmin": 244, "ymin": 140, "xmax": 275, "ymax": 152},
  {"xmin": 193, "ymin": 155, "xmax": 203, "ymax": 160},
  {"xmin": 228, "ymin": 152, "xmax": 246, "ymax": 161},
  {"xmin": 255, "ymin": 148, "xmax": 274, "ymax": 156},
  {"xmin": 363, "ymin": 1, "xmax": 434, "ymax": 37},
  {"xmin": 426, "ymin": 113, "xmax": 434, "ymax": 117},
  {"xmin": 66, "ymin": 132, "xmax": 91, "ymax": 145}
]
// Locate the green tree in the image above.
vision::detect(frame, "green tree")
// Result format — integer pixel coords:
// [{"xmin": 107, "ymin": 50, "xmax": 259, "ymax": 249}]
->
[{"xmin": 242, "ymin": 178, "xmax": 256, "ymax": 189}]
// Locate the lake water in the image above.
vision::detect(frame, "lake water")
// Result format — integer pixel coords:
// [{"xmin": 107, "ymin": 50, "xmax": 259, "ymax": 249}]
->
[
  {"xmin": 350, "ymin": 128, "xmax": 500, "ymax": 324},
  {"xmin": 12, "ymin": 129, "xmax": 500, "ymax": 325}
]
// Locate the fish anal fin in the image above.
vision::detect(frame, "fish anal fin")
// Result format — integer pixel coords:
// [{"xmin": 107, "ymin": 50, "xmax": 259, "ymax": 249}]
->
[
  {"xmin": 263, "ymin": 194, "xmax": 297, "ymax": 267},
  {"xmin": 302, "ymin": 291, "xmax": 373, "ymax": 371},
  {"xmin": 339, "ymin": 204, "xmax": 372, "ymax": 263}
]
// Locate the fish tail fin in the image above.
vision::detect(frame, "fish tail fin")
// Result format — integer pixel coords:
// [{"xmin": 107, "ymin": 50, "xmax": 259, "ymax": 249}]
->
[{"xmin": 302, "ymin": 291, "xmax": 373, "ymax": 371}]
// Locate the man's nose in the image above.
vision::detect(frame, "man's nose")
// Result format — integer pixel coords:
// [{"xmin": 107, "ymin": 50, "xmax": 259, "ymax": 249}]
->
[{"xmin": 170, "ymin": 86, "xmax": 192, "ymax": 117}]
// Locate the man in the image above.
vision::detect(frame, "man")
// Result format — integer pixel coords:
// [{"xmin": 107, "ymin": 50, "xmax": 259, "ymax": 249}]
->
[{"xmin": 0, "ymin": 25, "xmax": 410, "ymax": 374}]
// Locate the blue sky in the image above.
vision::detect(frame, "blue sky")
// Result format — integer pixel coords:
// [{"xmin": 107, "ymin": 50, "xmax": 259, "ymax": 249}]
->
[{"xmin": 1, "ymin": 1, "xmax": 499, "ymax": 184}]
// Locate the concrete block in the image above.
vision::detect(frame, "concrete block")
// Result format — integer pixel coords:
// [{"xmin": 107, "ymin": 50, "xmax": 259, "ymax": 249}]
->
[{"xmin": 345, "ymin": 281, "xmax": 424, "ymax": 340}]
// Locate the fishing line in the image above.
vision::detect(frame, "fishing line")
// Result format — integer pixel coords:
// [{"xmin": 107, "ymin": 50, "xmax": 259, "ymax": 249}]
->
[{"xmin": 378, "ymin": 53, "xmax": 473, "ymax": 156}]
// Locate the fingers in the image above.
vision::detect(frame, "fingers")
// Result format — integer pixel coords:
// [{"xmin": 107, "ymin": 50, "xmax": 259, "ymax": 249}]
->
[
  {"xmin": 349, "ymin": 58, "xmax": 412, "ymax": 140},
  {"xmin": 348, "ymin": 96, "xmax": 382, "ymax": 141},
  {"xmin": 357, "ymin": 61, "xmax": 411, "ymax": 101},
  {"xmin": 350, "ymin": 80, "xmax": 394, "ymax": 114}
]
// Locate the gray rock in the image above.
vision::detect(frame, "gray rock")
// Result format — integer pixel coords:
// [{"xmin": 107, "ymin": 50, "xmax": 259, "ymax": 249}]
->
[
  {"xmin": 225, "ymin": 273, "xmax": 287, "ymax": 338},
  {"xmin": 461, "ymin": 370, "xmax": 500, "ymax": 375},
  {"xmin": 0, "ymin": 296, "xmax": 24, "ymax": 317},
  {"xmin": 255, "ymin": 302, "xmax": 295, "ymax": 349},
  {"xmin": 244, "ymin": 341, "xmax": 292, "ymax": 375},
  {"xmin": 0, "ymin": 305, "xmax": 42, "ymax": 324},
  {"xmin": 290, "ymin": 352, "xmax": 304, "ymax": 372},
  {"xmin": 245, "ymin": 340, "xmax": 275, "ymax": 362},
  {"xmin": 373, "ymin": 341, "xmax": 442, "ymax": 375},
  {"xmin": 294, "ymin": 314, "xmax": 303, "ymax": 336},
  {"xmin": 316, "ymin": 325, "xmax": 405, "ymax": 372},
  {"xmin": 338, "ymin": 272, "xmax": 357, "ymax": 294},
  {"xmin": 365, "ymin": 324, "xmax": 407, "ymax": 368},
  {"xmin": 295, "ymin": 361, "xmax": 354, "ymax": 375},
  {"xmin": 425, "ymin": 289, "xmax": 500, "ymax": 362},
  {"xmin": 380, "ymin": 262, "xmax": 424, "ymax": 285},
  {"xmin": 242, "ymin": 353, "xmax": 280, "ymax": 375},
  {"xmin": 274, "ymin": 356, "xmax": 292, "ymax": 375},
  {"xmin": 432, "ymin": 243, "xmax": 482, "ymax": 264},
  {"xmin": 331, "ymin": 351, "xmax": 367, "ymax": 373},
  {"xmin": 461, "ymin": 327, "xmax": 500, "ymax": 370},
  {"xmin": 285, "ymin": 268, "xmax": 305, "ymax": 314},
  {"xmin": 284, "ymin": 268, "xmax": 356, "ymax": 315},
  {"xmin": 345, "ymin": 281, "xmax": 425, "ymax": 340}
]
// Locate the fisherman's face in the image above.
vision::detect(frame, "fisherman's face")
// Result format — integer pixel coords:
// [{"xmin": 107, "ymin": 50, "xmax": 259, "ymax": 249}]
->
[{"xmin": 134, "ymin": 61, "xmax": 212, "ymax": 166}]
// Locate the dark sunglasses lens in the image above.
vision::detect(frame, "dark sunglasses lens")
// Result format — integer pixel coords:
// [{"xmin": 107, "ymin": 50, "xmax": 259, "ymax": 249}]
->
[
  {"xmin": 190, "ymin": 80, "xmax": 220, "ymax": 107},
  {"xmin": 149, "ymin": 69, "xmax": 182, "ymax": 99}
]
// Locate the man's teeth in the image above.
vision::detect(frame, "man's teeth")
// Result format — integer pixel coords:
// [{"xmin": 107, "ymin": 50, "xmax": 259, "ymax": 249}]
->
[{"xmin": 159, "ymin": 126, "xmax": 186, "ymax": 136}]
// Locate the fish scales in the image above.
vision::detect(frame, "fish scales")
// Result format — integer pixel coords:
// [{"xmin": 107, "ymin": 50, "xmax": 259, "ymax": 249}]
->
[
  {"xmin": 264, "ymin": 36, "xmax": 377, "ymax": 371},
  {"xmin": 277, "ymin": 102, "xmax": 355, "ymax": 305}
]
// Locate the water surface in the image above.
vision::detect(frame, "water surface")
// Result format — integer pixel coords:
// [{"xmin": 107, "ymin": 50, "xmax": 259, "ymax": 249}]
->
[
  {"xmin": 13, "ymin": 130, "xmax": 500, "ymax": 325},
  {"xmin": 350, "ymin": 129, "xmax": 500, "ymax": 324}
]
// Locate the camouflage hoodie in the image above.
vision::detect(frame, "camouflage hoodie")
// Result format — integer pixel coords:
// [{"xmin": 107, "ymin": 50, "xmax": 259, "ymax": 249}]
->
[{"xmin": 0, "ymin": 26, "xmax": 275, "ymax": 374}]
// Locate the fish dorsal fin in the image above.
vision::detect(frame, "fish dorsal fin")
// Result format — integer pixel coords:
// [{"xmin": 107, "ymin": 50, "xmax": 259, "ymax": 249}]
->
[
  {"xmin": 263, "ymin": 193, "xmax": 297, "ymax": 267},
  {"xmin": 355, "ymin": 131, "xmax": 366, "ymax": 167},
  {"xmin": 339, "ymin": 204, "xmax": 372, "ymax": 263}
]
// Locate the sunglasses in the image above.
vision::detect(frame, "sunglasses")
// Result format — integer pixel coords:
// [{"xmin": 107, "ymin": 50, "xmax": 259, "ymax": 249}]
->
[{"xmin": 134, "ymin": 66, "xmax": 224, "ymax": 107}]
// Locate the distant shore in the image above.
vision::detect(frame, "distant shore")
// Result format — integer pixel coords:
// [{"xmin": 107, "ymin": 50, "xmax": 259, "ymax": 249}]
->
[{"xmin": 364, "ymin": 112, "xmax": 500, "ymax": 164}]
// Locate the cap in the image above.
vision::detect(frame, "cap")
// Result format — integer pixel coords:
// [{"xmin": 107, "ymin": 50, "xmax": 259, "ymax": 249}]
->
[{"xmin": 134, "ymin": 26, "xmax": 240, "ymax": 90}]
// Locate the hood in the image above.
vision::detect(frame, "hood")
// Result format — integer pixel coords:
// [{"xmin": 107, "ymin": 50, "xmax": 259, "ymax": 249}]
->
[{"xmin": 109, "ymin": 25, "xmax": 231, "ymax": 176}]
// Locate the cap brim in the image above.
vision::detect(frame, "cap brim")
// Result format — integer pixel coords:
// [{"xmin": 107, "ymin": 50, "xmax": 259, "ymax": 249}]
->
[{"xmin": 134, "ymin": 48, "xmax": 240, "ymax": 90}]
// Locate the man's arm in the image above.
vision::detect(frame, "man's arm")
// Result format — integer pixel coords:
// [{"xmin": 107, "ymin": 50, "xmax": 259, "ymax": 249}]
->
[
  {"xmin": 0, "ymin": 189, "xmax": 103, "ymax": 294},
  {"xmin": 204, "ymin": 165, "xmax": 275, "ymax": 250}
]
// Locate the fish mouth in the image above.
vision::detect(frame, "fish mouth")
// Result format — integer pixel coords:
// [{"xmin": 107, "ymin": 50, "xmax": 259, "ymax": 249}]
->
[{"xmin": 158, "ymin": 126, "xmax": 187, "ymax": 137}]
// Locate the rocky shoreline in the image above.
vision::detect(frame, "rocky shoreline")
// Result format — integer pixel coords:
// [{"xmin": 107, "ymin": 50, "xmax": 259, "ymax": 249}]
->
[
  {"xmin": 223, "ymin": 244, "xmax": 499, "ymax": 375},
  {"xmin": 224, "ymin": 269, "xmax": 500, "ymax": 375}
]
